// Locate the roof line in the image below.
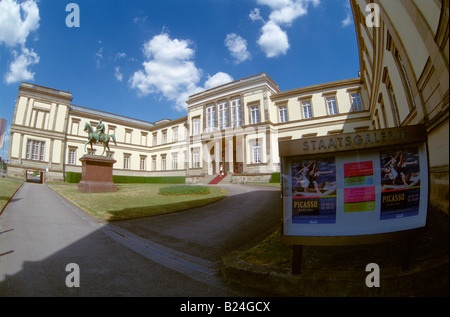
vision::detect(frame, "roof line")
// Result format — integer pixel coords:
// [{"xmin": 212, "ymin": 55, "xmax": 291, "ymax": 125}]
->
[{"xmin": 69, "ymin": 104, "xmax": 156, "ymax": 127}]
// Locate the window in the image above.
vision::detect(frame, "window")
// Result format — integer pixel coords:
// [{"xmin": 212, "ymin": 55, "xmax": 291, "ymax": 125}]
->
[
  {"xmin": 380, "ymin": 101, "xmax": 387, "ymax": 128},
  {"xmin": 162, "ymin": 130, "xmax": 167, "ymax": 144},
  {"xmin": 375, "ymin": 110, "xmax": 381, "ymax": 130},
  {"xmin": 141, "ymin": 132, "xmax": 147, "ymax": 146},
  {"xmin": 395, "ymin": 52, "xmax": 416, "ymax": 110},
  {"xmin": 192, "ymin": 118, "xmax": 200, "ymax": 135},
  {"xmin": 250, "ymin": 105, "xmax": 260, "ymax": 124},
  {"xmin": 108, "ymin": 125, "xmax": 116, "ymax": 135},
  {"xmin": 26, "ymin": 140, "xmax": 45, "ymax": 161},
  {"xmin": 301, "ymin": 100, "xmax": 313, "ymax": 119},
  {"xmin": 152, "ymin": 133, "xmax": 158, "ymax": 146},
  {"xmin": 124, "ymin": 154, "xmax": 131, "ymax": 169},
  {"xmin": 218, "ymin": 101, "xmax": 228, "ymax": 130},
  {"xmin": 192, "ymin": 150, "xmax": 200, "ymax": 168},
  {"xmin": 125, "ymin": 129, "xmax": 132, "ymax": 144},
  {"xmin": 161, "ymin": 155, "xmax": 167, "ymax": 171},
  {"xmin": 32, "ymin": 142, "xmax": 40, "ymax": 160},
  {"xmin": 252, "ymin": 143, "xmax": 261, "ymax": 164},
  {"xmin": 27, "ymin": 140, "xmax": 33, "ymax": 160},
  {"xmin": 68, "ymin": 148, "xmax": 77, "ymax": 165},
  {"xmin": 231, "ymin": 98, "xmax": 241, "ymax": 128},
  {"xmin": 278, "ymin": 106, "xmax": 288, "ymax": 123},
  {"xmin": 172, "ymin": 127, "xmax": 178, "ymax": 142},
  {"xmin": 151, "ymin": 156, "xmax": 157, "ymax": 171},
  {"xmin": 326, "ymin": 97, "xmax": 338, "ymax": 115},
  {"xmin": 388, "ymin": 85, "xmax": 401, "ymax": 126},
  {"xmin": 206, "ymin": 105, "xmax": 215, "ymax": 132},
  {"xmin": 71, "ymin": 120, "xmax": 80, "ymax": 135},
  {"xmin": 351, "ymin": 93, "xmax": 364, "ymax": 111},
  {"xmin": 172, "ymin": 153, "xmax": 178, "ymax": 170},
  {"xmin": 140, "ymin": 156, "xmax": 146, "ymax": 171}
]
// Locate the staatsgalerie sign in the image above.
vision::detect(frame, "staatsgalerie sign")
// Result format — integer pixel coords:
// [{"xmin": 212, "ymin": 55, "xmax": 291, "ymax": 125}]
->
[
  {"xmin": 279, "ymin": 124, "xmax": 429, "ymax": 245},
  {"xmin": 279, "ymin": 124, "xmax": 427, "ymax": 156}
]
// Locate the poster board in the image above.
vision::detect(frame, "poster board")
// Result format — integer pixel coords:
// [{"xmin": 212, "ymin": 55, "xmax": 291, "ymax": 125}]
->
[{"xmin": 279, "ymin": 125, "xmax": 429, "ymax": 245}]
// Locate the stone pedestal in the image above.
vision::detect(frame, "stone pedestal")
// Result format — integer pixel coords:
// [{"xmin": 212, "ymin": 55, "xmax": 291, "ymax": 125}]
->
[{"xmin": 78, "ymin": 155, "xmax": 117, "ymax": 193}]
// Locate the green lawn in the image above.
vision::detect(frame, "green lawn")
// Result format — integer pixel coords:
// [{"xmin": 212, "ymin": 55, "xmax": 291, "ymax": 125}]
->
[
  {"xmin": 49, "ymin": 183, "xmax": 228, "ymax": 221},
  {"xmin": 0, "ymin": 178, "xmax": 23, "ymax": 213},
  {"xmin": 244, "ymin": 182, "xmax": 281, "ymax": 188}
]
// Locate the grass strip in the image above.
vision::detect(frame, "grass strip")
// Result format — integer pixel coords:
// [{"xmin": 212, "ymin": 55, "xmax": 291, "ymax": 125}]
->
[
  {"xmin": 49, "ymin": 183, "xmax": 227, "ymax": 221},
  {"xmin": 0, "ymin": 179, "xmax": 23, "ymax": 213},
  {"xmin": 159, "ymin": 185, "xmax": 210, "ymax": 196}
]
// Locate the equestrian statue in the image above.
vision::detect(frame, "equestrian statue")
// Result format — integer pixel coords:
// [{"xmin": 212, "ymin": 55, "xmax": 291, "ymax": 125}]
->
[{"xmin": 83, "ymin": 119, "xmax": 117, "ymax": 156}]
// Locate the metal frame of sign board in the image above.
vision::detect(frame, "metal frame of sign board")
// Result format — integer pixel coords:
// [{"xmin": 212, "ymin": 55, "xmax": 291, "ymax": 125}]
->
[{"xmin": 279, "ymin": 124, "xmax": 429, "ymax": 247}]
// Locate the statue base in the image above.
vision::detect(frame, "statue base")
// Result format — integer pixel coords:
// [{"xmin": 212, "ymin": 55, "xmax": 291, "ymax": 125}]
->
[{"xmin": 78, "ymin": 155, "xmax": 117, "ymax": 193}]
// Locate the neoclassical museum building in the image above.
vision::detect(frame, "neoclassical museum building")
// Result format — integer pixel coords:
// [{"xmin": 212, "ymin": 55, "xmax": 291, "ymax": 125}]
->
[{"xmin": 7, "ymin": 1, "xmax": 449, "ymax": 211}]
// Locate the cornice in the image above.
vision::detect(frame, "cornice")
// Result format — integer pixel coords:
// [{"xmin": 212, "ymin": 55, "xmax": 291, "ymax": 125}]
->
[
  {"xmin": 271, "ymin": 78, "xmax": 363, "ymax": 100},
  {"xmin": 19, "ymin": 82, "xmax": 72, "ymax": 103},
  {"xmin": 187, "ymin": 73, "xmax": 280, "ymax": 106},
  {"xmin": 10, "ymin": 124, "xmax": 66, "ymax": 140}
]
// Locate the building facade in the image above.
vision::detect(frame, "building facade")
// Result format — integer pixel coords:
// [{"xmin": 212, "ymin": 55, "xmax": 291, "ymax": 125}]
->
[
  {"xmin": 7, "ymin": 83, "xmax": 189, "ymax": 181},
  {"xmin": 351, "ymin": 0, "xmax": 449, "ymax": 212},
  {"xmin": 7, "ymin": 1, "xmax": 448, "ymax": 211},
  {"xmin": 7, "ymin": 74, "xmax": 369, "ymax": 184}
]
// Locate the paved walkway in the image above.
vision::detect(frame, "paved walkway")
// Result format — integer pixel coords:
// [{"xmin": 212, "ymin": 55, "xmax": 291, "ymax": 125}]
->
[{"xmin": 0, "ymin": 182, "xmax": 278, "ymax": 296}]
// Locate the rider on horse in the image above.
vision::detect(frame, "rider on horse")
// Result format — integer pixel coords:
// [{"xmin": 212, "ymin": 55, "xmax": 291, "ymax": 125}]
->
[
  {"xmin": 84, "ymin": 119, "xmax": 116, "ymax": 156},
  {"xmin": 95, "ymin": 119, "xmax": 105, "ymax": 143}
]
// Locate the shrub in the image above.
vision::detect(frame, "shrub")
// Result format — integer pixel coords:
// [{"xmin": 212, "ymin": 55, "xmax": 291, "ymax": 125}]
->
[
  {"xmin": 65, "ymin": 172, "xmax": 185, "ymax": 184},
  {"xmin": 269, "ymin": 172, "xmax": 280, "ymax": 183},
  {"xmin": 66, "ymin": 172, "xmax": 82, "ymax": 183}
]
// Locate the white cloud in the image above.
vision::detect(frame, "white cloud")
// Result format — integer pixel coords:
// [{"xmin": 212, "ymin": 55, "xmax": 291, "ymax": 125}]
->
[
  {"xmin": 257, "ymin": 21, "xmax": 289, "ymax": 58},
  {"xmin": 5, "ymin": 47, "xmax": 40, "ymax": 84},
  {"xmin": 95, "ymin": 43, "xmax": 104, "ymax": 68},
  {"xmin": 224, "ymin": 33, "xmax": 251, "ymax": 64},
  {"xmin": 342, "ymin": 1, "xmax": 353, "ymax": 27},
  {"xmin": 252, "ymin": 0, "xmax": 319, "ymax": 58},
  {"xmin": 130, "ymin": 33, "xmax": 233, "ymax": 111},
  {"xmin": 133, "ymin": 13, "xmax": 148, "ymax": 24},
  {"xmin": 257, "ymin": 0, "xmax": 319, "ymax": 26},
  {"xmin": 114, "ymin": 66, "xmax": 123, "ymax": 82},
  {"xmin": 249, "ymin": 8, "xmax": 264, "ymax": 22},
  {"xmin": 204, "ymin": 72, "xmax": 234, "ymax": 90},
  {"xmin": 342, "ymin": 12, "xmax": 352, "ymax": 27},
  {"xmin": 115, "ymin": 52, "xmax": 126, "ymax": 60},
  {"xmin": 0, "ymin": 0, "xmax": 40, "ymax": 47},
  {"xmin": 0, "ymin": 0, "xmax": 40, "ymax": 84}
]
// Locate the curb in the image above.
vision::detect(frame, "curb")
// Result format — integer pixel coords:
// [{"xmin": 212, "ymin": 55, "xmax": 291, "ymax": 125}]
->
[{"xmin": 221, "ymin": 250, "xmax": 449, "ymax": 297}]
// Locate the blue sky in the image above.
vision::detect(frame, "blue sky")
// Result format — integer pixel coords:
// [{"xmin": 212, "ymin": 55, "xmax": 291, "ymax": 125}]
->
[{"xmin": 0, "ymin": 0, "xmax": 359, "ymax": 155}]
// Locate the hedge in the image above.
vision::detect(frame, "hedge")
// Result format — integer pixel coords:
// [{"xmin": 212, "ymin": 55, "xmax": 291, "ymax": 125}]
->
[
  {"xmin": 65, "ymin": 172, "xmax": 185, "ymax": 184},
  {"xmin": 269, "ymin": 172, "xmax": 280, "ymax": 183},
  {"xmin": 66, "ymin": 172, "xmax": 82, "ymax": 183}
]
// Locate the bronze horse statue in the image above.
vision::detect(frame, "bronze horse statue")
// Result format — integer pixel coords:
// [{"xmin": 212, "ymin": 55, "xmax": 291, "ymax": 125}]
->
[{"xmin": 83, "ymin": 122, "xmax": 117, "ymax": 156}]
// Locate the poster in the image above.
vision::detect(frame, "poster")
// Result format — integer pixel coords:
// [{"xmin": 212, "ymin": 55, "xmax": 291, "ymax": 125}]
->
[
  {"xmin": 380, "ymin": 147, "xmax": 421, "ymax": 219},
  {"xmin": 343, "ymin": 161, "xmax": 376, "ymax": 213},
  {"xmin": 280, "ymin": 125, "xmax": 428, "ymax": 241},
  {"xmin": 291, "ymin": 157, "xmax": 336, "ymax": 224}
]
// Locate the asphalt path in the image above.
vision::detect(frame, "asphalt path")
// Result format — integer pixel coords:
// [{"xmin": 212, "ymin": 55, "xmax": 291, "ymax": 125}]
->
[{"xmin": 0, "ymin": 182, "xmax": 280, "ymax": 297}]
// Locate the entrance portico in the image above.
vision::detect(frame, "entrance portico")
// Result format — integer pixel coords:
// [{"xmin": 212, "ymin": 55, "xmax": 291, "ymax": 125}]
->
[{"xmin": 203, "ymin": 135, "xmax": 244, "ymax": 176}]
